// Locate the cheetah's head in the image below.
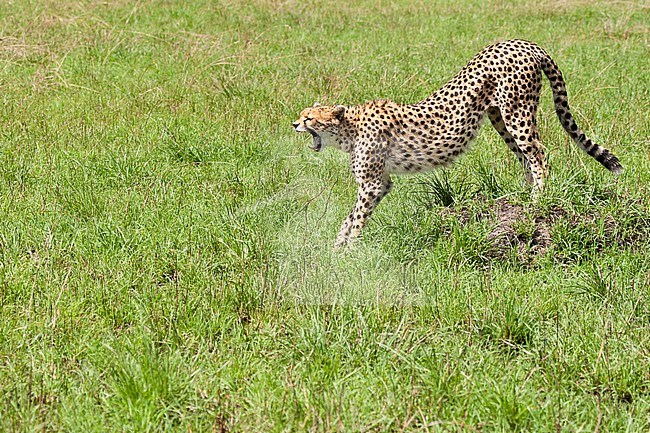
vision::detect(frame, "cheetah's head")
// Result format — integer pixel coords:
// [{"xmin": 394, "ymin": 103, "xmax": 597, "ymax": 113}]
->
[{"xmin": 292, "ymin": 103, "xmax": 347, "ymax": 152}]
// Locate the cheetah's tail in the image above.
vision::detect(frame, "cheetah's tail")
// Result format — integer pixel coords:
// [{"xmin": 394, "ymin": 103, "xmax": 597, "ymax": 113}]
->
[{"xmin": 539, "ymin": 51, "xmax": 623, "ymax": 174}]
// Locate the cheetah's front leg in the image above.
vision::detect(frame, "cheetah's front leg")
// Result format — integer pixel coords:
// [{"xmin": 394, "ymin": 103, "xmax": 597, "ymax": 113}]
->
[
  {"xmin": 334, "ymin": 212, "xmax": 354, "ymax": 249},
  {"xmin": 334, "ymin": 176, "xmax": 392, "ymax": 250}
]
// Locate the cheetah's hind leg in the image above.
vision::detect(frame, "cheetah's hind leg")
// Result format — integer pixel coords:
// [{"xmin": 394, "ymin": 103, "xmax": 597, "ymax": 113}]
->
[
  {"xmin": 488, "ymin": 106, "xmax": 548, "ymax": 194},
  {"xmin": 487, "ymin": 107, "xmax": 533, "ymax": 185}
]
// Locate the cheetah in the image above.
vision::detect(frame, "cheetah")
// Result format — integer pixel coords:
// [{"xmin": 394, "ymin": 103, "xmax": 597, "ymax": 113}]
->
[{"xmin": 292, "ymin": 39, "xmax": 623, "ymax": 249}]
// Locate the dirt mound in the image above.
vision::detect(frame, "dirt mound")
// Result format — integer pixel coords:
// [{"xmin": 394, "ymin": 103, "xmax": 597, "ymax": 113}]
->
[
  {"xmin": 486, "ymin": 199, "xmax": 551, "ymax": 264},
  {"xmin": 484, "ymin": 194, "xmax": 650, "ymax": 266}
]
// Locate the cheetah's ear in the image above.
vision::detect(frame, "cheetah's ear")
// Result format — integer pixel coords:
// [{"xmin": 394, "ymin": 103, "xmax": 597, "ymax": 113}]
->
[
  {"xmin": 312, "ymin": 102, "xmax": 321, "ymax": 107},
  {"xmin": 332, "ymin": 105, "xmax": 346, "ymax": 120}
]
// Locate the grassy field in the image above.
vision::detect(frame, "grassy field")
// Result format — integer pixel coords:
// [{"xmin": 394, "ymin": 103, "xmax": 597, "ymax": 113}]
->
[{"xmin": 1, "ymin": 0, "xmax": 649, "ymax": 431}]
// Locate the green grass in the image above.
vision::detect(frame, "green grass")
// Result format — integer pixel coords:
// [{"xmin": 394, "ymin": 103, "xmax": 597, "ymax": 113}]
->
[{"xmin": 1, "ymin": 0, "xmax": 649, "ymax": 431}]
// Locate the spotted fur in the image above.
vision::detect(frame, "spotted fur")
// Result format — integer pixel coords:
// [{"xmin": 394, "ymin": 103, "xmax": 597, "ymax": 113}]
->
[{"xmin": 292, "ymin": 39, "xmax": 623, "ymax": 248}]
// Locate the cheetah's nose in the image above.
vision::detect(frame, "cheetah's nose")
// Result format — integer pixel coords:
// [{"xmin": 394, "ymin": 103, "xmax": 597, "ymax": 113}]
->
[{"xmin": 292, "ymin": 122, "xmax": 299, "ymax": 129}]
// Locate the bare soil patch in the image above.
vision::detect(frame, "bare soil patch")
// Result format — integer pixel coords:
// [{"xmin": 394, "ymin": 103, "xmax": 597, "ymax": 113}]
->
[
  {"xmin": 481, "ymin": 196, "xmax": 650, "ymax": 265},
  {"xmin": 486, "ymin": 199, "xmax": 551, "ymax": 264}
]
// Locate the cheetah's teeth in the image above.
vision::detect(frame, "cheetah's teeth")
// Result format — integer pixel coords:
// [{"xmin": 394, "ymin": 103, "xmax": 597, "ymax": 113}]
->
[{"xmin": 307, "ymin": 129, "xmax": 322, "ymax": 152}]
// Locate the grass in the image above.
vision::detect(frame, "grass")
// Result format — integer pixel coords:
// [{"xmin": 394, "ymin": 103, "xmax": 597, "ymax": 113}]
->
[{"xmin": 0, "ymin": 0, "xmax": 649, "ymax": 431}]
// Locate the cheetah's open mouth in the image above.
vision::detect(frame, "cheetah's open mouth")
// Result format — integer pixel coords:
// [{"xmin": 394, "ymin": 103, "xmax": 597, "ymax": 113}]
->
[{"xmin": 307, "ymin": 128, "xmax": 322, "ymax": 152}]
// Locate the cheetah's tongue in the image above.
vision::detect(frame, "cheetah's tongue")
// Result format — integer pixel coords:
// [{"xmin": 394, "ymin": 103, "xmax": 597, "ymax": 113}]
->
[{"xmin": 307, "ymin": 129, "xmax": 322, "ymax": 152}]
